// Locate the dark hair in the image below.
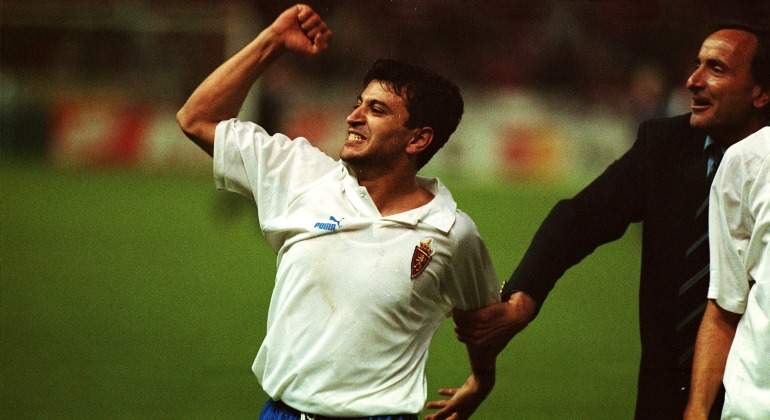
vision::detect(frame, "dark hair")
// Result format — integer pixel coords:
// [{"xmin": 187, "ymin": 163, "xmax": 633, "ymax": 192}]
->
[
  {"xmin": 712, "ymin": 22, "xmax": 770, "ymax": 116},
  {"xmin": 363, "ymin": 59, "xmax": 464, "ymax": 169}
]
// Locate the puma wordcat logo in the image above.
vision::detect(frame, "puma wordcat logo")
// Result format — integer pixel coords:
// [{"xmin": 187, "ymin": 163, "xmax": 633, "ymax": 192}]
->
[{"xmin": 314, "ymin": 216, "xmax": 343, "ymax": 232}]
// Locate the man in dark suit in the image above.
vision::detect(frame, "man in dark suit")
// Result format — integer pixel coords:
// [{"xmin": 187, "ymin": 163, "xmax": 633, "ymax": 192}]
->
[{"xmin": 426, "ymin": 23, "xmax": 770, "ymax": 420}]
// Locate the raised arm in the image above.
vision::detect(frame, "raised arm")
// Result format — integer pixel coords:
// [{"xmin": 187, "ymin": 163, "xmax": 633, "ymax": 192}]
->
[{"xmin": 176, "ymin": 4, "xmax": 332, "ymax": 155}]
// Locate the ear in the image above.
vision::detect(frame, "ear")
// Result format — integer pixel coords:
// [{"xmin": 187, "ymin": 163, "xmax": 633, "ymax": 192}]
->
[
  {"xmin": 405, "ymin": 127, "xmax": 434, "ymax": 155},
  {"xmin": 752, "ymin": 85, "xmax": 770, "ymax": 109}
]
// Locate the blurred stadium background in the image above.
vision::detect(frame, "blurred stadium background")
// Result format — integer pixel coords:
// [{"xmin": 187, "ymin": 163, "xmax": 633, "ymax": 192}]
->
[{"xmin": 2, "ymin": 1, "xmax": 768, "ymax": 418}]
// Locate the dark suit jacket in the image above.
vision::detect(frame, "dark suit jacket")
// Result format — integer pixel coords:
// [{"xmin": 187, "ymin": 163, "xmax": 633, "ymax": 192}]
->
[{"xmin": 502, "ymin": 114, "xmax": 723, "ymax": 419}]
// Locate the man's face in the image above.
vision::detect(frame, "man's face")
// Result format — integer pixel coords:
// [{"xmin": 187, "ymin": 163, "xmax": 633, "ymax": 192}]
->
[
  {"xmin": 340, "ymin": 81, "xmax": 415, "ymax": 167},
  {"xmin": 687, "ymin": 29, "xmax": 762, "ymax": 137}
]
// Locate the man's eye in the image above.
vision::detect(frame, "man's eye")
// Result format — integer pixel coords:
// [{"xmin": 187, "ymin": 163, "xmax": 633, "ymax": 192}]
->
[
  {"xmin": 709, "ymin": 64, "xmax": 725, "ymax": 74},
  {"xmin": 372, "ymin": 107, "xmax": 384, "ymax": 113},
  {"xmin": 706, "ymin": 60, "xmax": 726, "ymax": 74}
]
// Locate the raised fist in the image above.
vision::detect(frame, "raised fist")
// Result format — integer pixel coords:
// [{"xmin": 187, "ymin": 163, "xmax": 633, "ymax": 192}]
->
[{"xmin": 268, "ymin": 4, "xmax": 332, "ymax": 55}]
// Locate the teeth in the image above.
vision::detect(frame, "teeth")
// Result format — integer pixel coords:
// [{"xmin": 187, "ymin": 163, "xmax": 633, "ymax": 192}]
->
[{"xmin": 348, "ymin": 133, "xmax": 365, "ymax": 142}]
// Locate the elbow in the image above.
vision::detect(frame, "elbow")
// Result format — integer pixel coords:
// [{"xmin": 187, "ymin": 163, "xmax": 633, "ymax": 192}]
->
[
  {"xmin": 176, "ymin": 106, "xmax": 197, "ymax": 138},
  {"xmin": 176, "ymin": 105, "xmax": 215, "ymax": 156}
]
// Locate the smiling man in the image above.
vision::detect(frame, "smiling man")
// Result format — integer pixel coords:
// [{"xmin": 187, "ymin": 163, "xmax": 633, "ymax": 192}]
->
[
  {"xmin": 442, "ymin": 22, "xmax": 770, "ymax": 420},
  {"xmin": 176, "ymin": 4, "xmax": 498, "ymax": 420}
]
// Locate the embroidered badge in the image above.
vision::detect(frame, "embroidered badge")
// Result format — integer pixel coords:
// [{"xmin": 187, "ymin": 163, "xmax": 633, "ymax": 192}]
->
[{"xmin": 411, "ymin": 238, "xmax": 435, "ymax": 279}]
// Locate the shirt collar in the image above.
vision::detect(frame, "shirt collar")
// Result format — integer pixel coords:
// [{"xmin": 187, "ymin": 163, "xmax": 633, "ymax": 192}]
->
[
  {"xmin": 338, "ymin": 163, "xmax": 457, "ymax": 233},
  {"xmin": 382, "ymin": 176, "xmax": 458, "ymax": 233}
]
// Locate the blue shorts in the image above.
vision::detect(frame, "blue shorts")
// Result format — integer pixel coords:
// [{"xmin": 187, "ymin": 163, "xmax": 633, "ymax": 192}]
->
[{"xmin": 259, "ymin": 400, "xmax": 417, "ymax": 420}]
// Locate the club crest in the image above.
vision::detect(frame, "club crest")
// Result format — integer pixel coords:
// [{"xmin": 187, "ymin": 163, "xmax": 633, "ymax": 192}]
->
[{"xmin": 411, "ymin": 238, "xmax": 435, "ymax": 279}]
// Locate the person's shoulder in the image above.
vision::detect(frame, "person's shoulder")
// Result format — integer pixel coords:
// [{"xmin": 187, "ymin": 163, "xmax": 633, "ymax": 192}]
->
[
  {"xmin": 725, "ymin": 126, "xmax": 770, "ymax": 166},
  {"xmin": 449, "ymin": 209, "xmax": 483, "ymax": 240},
  {"xmin": 639, "ymin": 113, "xmax": 693, "ymax": 133},
  {"xmin": 217, "ymin": 118, "xmax": 268, "ymax": 135},
  {"xmin": 454, "ymin": 209, "xmax": 477, "ymax": 227},
  {"xmin": 219, "ymin": 117, "xmax": 326, "ymax": 150},
  {"xmin": 635, "ymin": 113, "xmax": 705, "ymax": 151},
  {"xmin": 730, "ymin": 126, "xmax": 770, "ymax": 152}
]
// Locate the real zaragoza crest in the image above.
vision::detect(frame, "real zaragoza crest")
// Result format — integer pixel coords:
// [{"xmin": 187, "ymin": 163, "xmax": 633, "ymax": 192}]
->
[{"xmin": 411, "ymin": 238, "xmax": 435, "ymax": 279}]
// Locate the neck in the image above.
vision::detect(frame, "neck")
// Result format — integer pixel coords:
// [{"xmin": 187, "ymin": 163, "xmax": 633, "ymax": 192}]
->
[{"xmin": 348, "ymin": 161, "xmax": 433, "ymax": 216}]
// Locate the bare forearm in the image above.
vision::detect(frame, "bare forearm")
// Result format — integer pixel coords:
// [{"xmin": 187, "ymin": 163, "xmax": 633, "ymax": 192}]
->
[
  {"xmin": 466, "ymin": 343, "xmax": 496, "ymax": 391},
  {"xmin": 177, "ymin": 28, "xmax": 284, "ymax": 153},
  {"xmin": 685, "ymin": 300, "xmax": 740, "ymax": 419},
  {"xmin": 176, "ymin": 4, "xmax": 332, "ymax": 155}
]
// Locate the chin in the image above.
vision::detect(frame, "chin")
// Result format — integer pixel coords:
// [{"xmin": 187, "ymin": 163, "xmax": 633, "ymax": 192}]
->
[
  {"xmin": 339, "ymin": 148, "xmax": 353, "ymax": 161},
  {"xmin": 689, "ymin": 113, "xmax": 712, "ymax": 129},
  {"xmin": 339, "ymin": 153, "xmax": 362, "ymax": 165}
]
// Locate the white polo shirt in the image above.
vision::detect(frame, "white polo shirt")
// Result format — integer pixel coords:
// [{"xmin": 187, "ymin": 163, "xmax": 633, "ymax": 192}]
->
[
  {"xmin": 213, "ymin": 119, "xmax": 499, "ymax": 416},
  {"xmin": 707, "ymin": 126, "xmax": 770, "ymax": 419}
]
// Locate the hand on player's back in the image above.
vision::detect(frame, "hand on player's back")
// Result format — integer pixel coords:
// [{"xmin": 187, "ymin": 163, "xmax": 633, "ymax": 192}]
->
[{"xmin": 269, "ymin": 4, "xmax": 332, "ymax": 56}]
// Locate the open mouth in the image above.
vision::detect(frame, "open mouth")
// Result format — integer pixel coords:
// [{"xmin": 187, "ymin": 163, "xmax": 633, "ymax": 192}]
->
[
  {"xmin": 346, "ymin": 132, "xmax": 367, "ymax": 143},
  {"xmin": 691, "ymin": 97, "xmax": 712, "ymax": 112}
]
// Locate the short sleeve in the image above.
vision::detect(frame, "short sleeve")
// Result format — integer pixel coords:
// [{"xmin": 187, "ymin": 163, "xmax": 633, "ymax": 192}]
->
[
  {"xmin": 440, "ymin": 211, "xmax": 500, "ymax": 310},
  {"xmin": 213, "ymin": 118, "xmax": 337, "ymax": 224},
  {"xmin": 707, "ymin": 147, "xmax": 753, "ymax": 314}
]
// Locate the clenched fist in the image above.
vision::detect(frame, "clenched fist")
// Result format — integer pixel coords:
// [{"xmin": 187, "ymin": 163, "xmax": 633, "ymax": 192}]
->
[{"xmin": 268, "ymin": 4, "xmax": 332, "ymax": 56}]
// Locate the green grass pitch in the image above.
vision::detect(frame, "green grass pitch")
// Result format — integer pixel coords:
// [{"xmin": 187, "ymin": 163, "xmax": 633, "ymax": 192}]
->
[{"xmin": 0, "ymin": 161, "xmax": 640, "ymax": 419}]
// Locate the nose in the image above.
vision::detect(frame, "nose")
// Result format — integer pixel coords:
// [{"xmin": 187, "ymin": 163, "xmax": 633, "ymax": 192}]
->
[
  {"xmin": 686, "ymin": 66, "xmax": 705, "ymax": 92},
  {"xmin": 346, "ymin": 105, "xmax": 365, "ymax": 126}
]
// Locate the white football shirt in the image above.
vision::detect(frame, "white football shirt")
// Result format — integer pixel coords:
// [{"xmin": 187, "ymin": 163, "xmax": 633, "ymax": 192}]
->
[
  {"xmin": 707, "ymin": 126, "xmax": 770, "ymax": 419},
  {"xmin": 213, "ymin": 119, "xmax": 499, "ymax": 416}
]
